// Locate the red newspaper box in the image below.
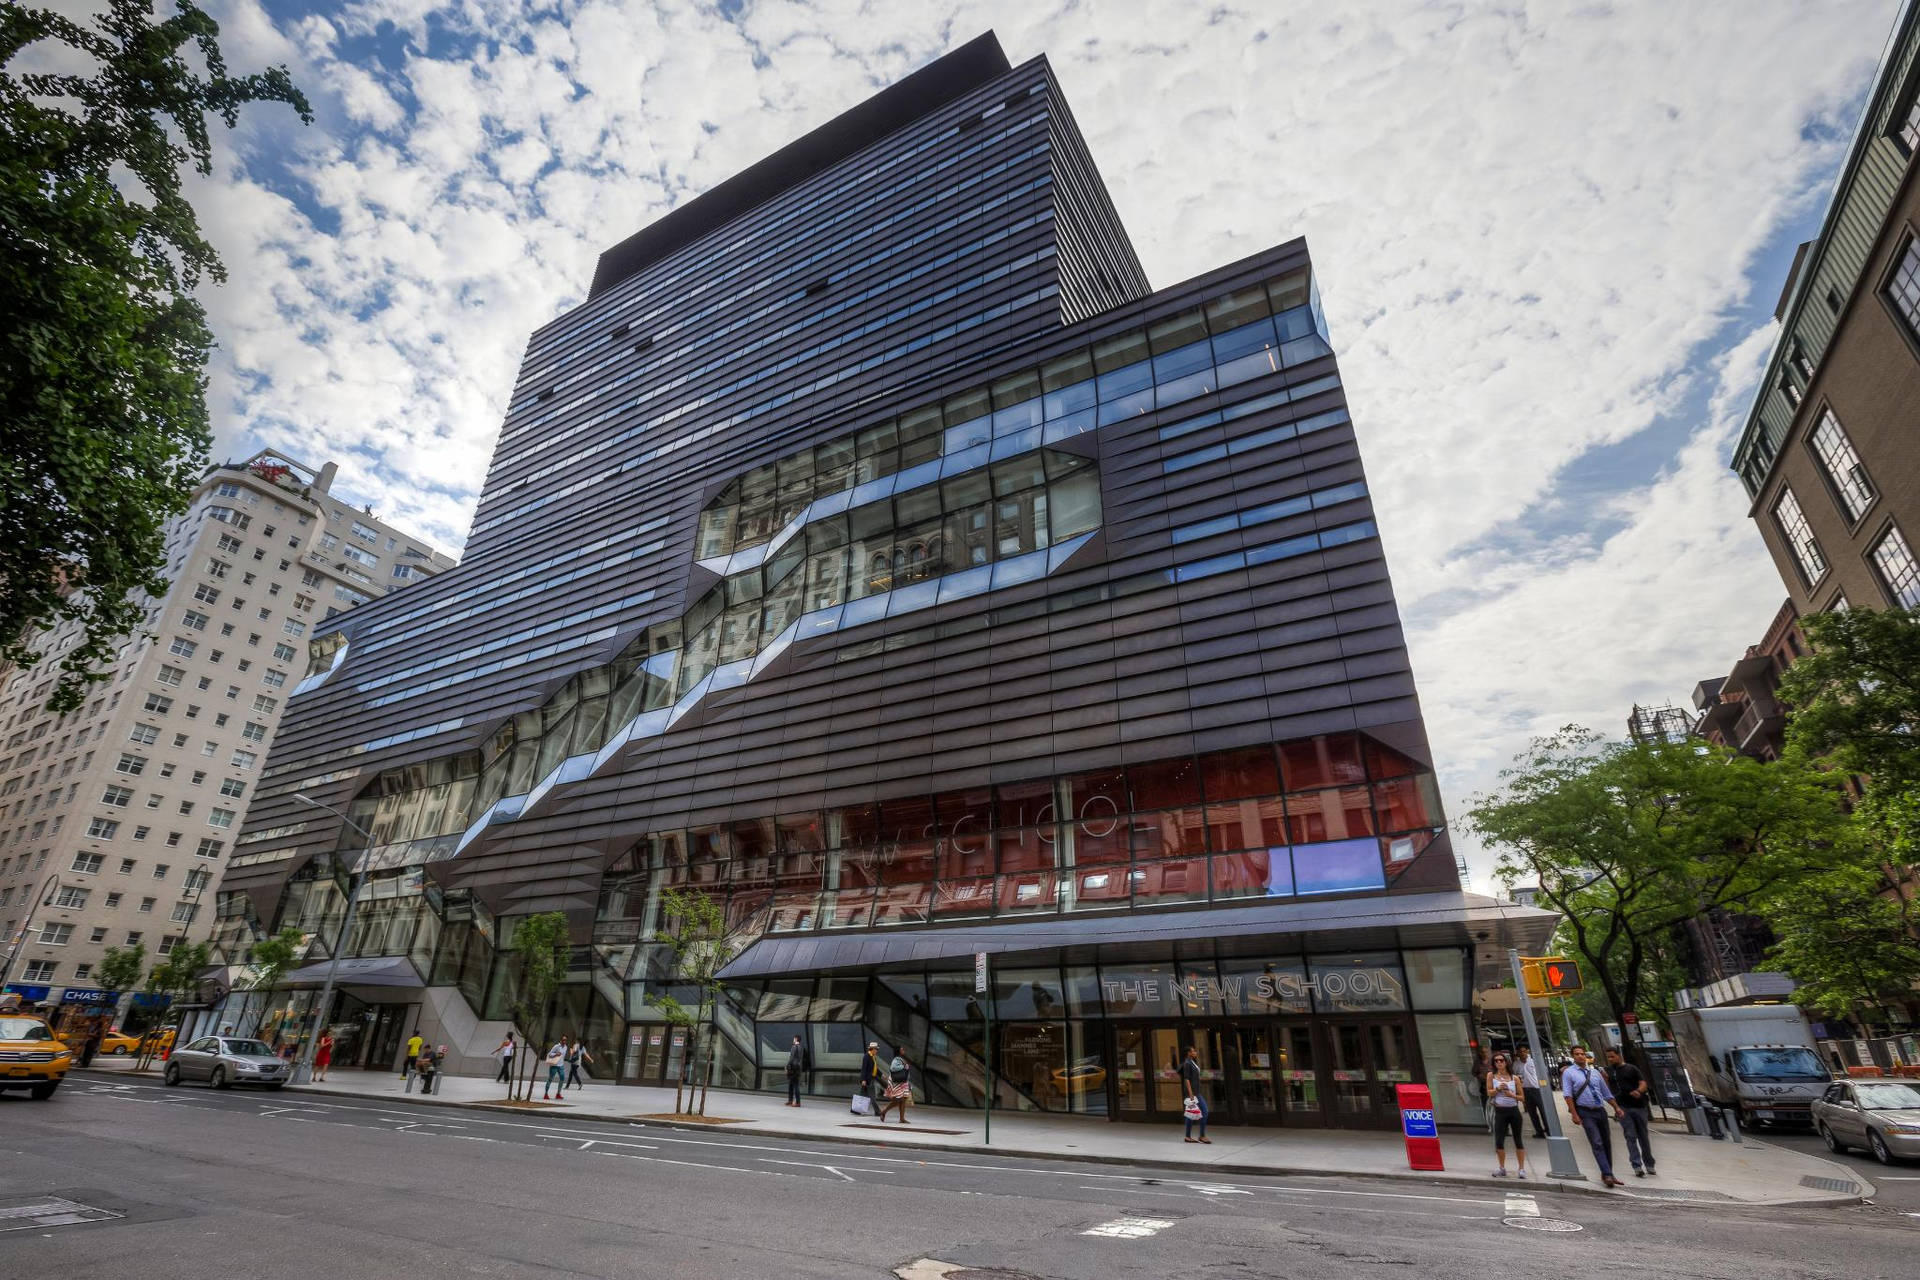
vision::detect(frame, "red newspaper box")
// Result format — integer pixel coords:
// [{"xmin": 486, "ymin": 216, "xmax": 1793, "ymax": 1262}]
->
[{"xmin": 1396, "ymin": 1083, "xmax": 1444, "ymax": 1171}]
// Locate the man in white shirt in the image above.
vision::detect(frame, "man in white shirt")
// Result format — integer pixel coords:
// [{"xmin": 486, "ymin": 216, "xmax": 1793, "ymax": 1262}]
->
[{"xmin": 1517, "ymin": 1046, "xmax": 1549, "ymax": 1138}]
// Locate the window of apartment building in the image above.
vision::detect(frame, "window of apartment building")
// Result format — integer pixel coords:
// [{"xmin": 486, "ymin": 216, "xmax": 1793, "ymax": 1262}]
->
[
  {"xmin": 229, "ymin": 750, "xmax": 257, "ymax": 772},
  {"xmin": 208, "ymin": 808, "xmax": 236, "ymax": 829},
  {"xmin": 350, "ymin": 521, "xmax": 379, "ymax": 544},
  {"xmin": 53, "ymin": 885, "xmax": 88, "ymax": 908},
  {"xmin": 1890, "ymin": 234, "xmax": 1920, "ymax": 343},
  {"xmin": 65, "ymin": 852, "xmax": 96, "ymax": 874},
  {"xmin": 241, "ymin": 721, "xmax": 267, "ymax": 743},
  {"xmin": 89, "ymin": 926, "xmax": 107, "ymax": 943},
  {"xmin": 206, "ymin": 558, "xmax": 231, "ymax": 579},
  {"xmin": 216, "ymin": 533, "xmax": 244, "ymax": 554},
  {"xmin": 342, "ymin": 544, "xmax": 378, "ymax": 568},
  {"xmin": 1898, "ymin": 88, "xmax": 1920, "ymax": 155},
  {"xmin": 118, "ymin": 857, "xmax": 135, "ymax": 873},
  {"xmin": 124, "ymin": 932, "xmax": 141, "ymax": 946},
  {"xmin": 115, "ymin": 753, "xmax": 147, "ymax": 775},
  {"xmin": 257, "ymin": 607, "xmax": 271, "ymax": 621},
  {"xmin": 155, "ymin": 666, "xmax": 185, "ymax": 687},
  {"xmin": 195, "ymin": 677, "xmax": 212, "ymax": 692},
  {"xmin": 181, "ymin": 610, "xmax": 209, "ymax": 631},
  {"xmin": 1772, "ymin": 487, "xmax": 1826, "ymax": 585},
  {"xmin": 391, "ymin": 563, "xmax": 421, "ymax": 580},
  {"xmin": 319, "ymin": 532, "xmax": 339, "ymax": 552},
  {"xmin": 22, "ymin": 959, "xmax": 56, "ymax": 982},
  {"xmin": 195, "ymin": 838, "xmax": 222, "ymax": 858},
  {"xmin": 293, "ymin": 593, "xmax": 315, "ymax": 612},
  {"xmin": 272, "ymin": 642, "xmax": 297, "ymax": 663},
  {"xmin": 138, "ymin": 897, "xmax": 154, "ymax": 913},
  {"xmin": 152, "ymin": 863, "xmax": 169, "ymax": 880},
  {"xmin": 1808, "ymin": 409, "xmax": 1876, "ymax": 524},
  {"xmin": 99, "ymin": 785, "xmax": 133, "ymax": 807},
  {"xmin": 261, "ymin": 669, "xmax": 287, "ymax": 689},
  {"xmin": 72, "ymin": 963, "xmax": 92, "ymax": 982},
  {"xmin": 1777, "ymin": 370, "xmax": 1801, "ymax": 408},
  {"xmin": 166, "ymin": 738, "xmax": 185, "ymax": 753},
  {"xmin": 128, "ymin": 723, "xmax": 159, "ymax": 745},
  {"xmin": 1870, "ymin": 523, "xmax": 1920, "ymax": 608},
  {"xmin": 178, "ymin": 801, "xmax": 193, "ymax": 816},
  {"xmin": 145, "ymin": 793, "xmax": 161, "ymax": 808},
  {"xmin": 37, "ymin": 922, "xmax": 72, "ymax": 945},
  {"xmin": 283, "ymin": 619, "xmax": 306, "ymax": 639},
  {"xmin": 253, "ymin": 695, "xmax": 278, "ymax": 714},
  {"xmin": 164, "ymin": 832, "xmax": 181, "ymax": 847},
  {"xmin": 242, "ymin": 572, "xmax": 257, "ymax": 586},
  {"xmin": 218, "ymin": 778, "xmax": 245, "ymax": 799},
  {"xmin": 192, "ymin": 583, "xmax": 220, "ymax": 605},
  {"xmin": 170, "ymin": 902, "xmax": 198, "ymax": 924},
  {"xmin": 132, "ymin": 825, "xmax": 149, "ymax": 841},
  {"xmin": 158, "ymin": 935, "xmax": 181, "ymax": 955}
]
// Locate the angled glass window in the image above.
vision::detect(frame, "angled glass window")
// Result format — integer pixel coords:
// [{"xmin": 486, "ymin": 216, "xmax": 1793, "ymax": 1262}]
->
[
  {"xmin": 1808, "ymin": 409, "xmax": 1875, "ymax": 522},
  {"xmin": 1771, "ymin": 487, "xmax": 1826, "ymax": 586},
  {"xmin": 1870, "ymin": 523, "xmax": 1920, "ymax": 608}
]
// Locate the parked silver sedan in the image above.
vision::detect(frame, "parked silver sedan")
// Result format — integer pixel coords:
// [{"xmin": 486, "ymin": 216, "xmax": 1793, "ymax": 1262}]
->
[
  {"xmin": 163, "ymin": 1036, "xmax": 290, "ymax": 1090},
  {"xmin": 1812, "ymin": 1079, "xmax": 1920, "ymax": 1165}
]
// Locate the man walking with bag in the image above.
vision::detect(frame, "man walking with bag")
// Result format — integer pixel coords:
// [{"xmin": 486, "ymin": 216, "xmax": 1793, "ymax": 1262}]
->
[
  {"xmin": 1561, "ymin": 1045, "xmax": 1627, "ymax": 1187},
  {"xmin": 1605, "ymin": 1047, "xmax": 1657, "ymax": 1177},
  {"xmin": 856, "ymin": 1041, "xmax": 884, "ymax": 1116}
]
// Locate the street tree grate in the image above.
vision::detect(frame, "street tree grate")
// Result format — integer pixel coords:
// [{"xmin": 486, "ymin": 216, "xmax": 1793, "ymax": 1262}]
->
[
  {"xmin": 0, "ymin": 1195, "xmax": 125, "ymax": 1233},
  {"xmin": 1798, "ymin": 1175, "xmax": 1860, "ymax": 1194}
]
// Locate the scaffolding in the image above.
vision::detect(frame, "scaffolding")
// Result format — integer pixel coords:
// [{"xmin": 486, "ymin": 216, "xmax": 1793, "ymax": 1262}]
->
[{"xmin": 1627, "ymin": 702, "xmax": 1695, "ymax": 744}]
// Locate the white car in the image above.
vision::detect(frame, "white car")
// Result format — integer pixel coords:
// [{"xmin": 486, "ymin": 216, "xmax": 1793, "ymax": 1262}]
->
[
  {"xmin": 1812, "ymin": 1079, "xmax": 1920, "ymax": 1165},
  {"xmin": 163, "ymin": 1036, "xmax": 290, "ymax": 1090}
]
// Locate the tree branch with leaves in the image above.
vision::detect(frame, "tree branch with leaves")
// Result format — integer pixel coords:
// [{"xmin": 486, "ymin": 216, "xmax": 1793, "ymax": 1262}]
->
[
  {"xmin": 1, "ymin": 0, "xmax": 310, "ymax": 711},
  {"xmin": 653, "ymin": 887, "xmax": 739, "ymax": 1116}
]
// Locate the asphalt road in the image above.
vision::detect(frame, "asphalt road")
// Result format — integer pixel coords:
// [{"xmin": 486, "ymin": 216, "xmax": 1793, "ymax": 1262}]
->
[
  {"xmin": 1763, "ymin": 1128, "xmax": 1920, "ymax": 1216},
  {"xmin": 0, "ymin": 1076, "xmax": 1913, "ymax": 1279}
]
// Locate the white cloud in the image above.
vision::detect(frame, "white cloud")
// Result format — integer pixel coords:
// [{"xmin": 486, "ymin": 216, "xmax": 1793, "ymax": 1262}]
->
[{"xmin": 188, "ymin": 0, "xmax": 1894, "ymax": 883}]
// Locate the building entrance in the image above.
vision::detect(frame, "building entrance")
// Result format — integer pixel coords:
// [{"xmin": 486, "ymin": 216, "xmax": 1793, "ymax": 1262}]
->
[
  {"xmin": 1110, "ymin": 1016, "xmax": 1415, "ymax": 1129},
  {"xmin": 620, "ymin": 1024, "xmax": 688, "ymax": 1086}
]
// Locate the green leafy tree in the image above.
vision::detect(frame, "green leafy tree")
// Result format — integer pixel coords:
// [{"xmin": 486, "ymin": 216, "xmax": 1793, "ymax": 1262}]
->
[
  {"xmin": 1468, "ymin": 727, "xmax": 1846, "ymax": 1031},
  {"xmin": 1, "ymin": 1, "xmax": 310, "ymax": 712},
  {"xmin": 1778, "ymin": 606, "xmax": 1920, "ymax": 790},
  {"xmin": 237, "ymin": 926, "xmax": 302, "ymax": 1044},
  {"xmin": 137, "ymin": 938, "xmax": 210, "ymax": 1068},
  {"xmin": 508, "ymin": 911, "xmax": 570, "ymax": 1101},
  {"xmin": 96, "ymin": 941, "xmax": 145, "ymax": 1029},
  {"xmin": 1763, "ymin": 860, "xmax": 1920, "ymax": 1032},
  {"xmin": 653, "ymin": 888, "xmax": 739, "ymax": 1116}
]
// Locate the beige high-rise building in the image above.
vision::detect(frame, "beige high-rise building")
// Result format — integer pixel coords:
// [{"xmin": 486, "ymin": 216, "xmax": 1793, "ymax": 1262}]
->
[{"xmin": 0, "ymin": 450, "xmax": 453, "ymax": 1009}]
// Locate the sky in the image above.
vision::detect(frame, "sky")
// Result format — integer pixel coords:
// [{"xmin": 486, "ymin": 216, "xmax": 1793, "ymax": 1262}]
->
[{"xmin": 157, "ymin": 0, "xmax": 1898, "ymax": 888}]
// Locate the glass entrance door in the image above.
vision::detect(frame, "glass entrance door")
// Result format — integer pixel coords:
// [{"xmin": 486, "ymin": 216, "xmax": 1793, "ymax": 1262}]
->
[
  {"xmin": 1321, "ymin": 1018, "xmax": 1417, "ymax": 1128},
  {"xmin": 1112, "ymin": 1024, "xmax": 1190, "ymax": 1120},
  {"xmin": 1277, "ymin": 1022, "xmax": 1323, "ymax": 1123},
  {"xmin": 1226, "ymin": 1024, "xmax": 1278, "ymax": 1124}
]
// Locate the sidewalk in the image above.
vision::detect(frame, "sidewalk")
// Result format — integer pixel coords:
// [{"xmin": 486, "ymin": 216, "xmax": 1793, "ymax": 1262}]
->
[{"xmin": 77, "ymin": 1058, "xmax": 1871, "ymax": 1207}]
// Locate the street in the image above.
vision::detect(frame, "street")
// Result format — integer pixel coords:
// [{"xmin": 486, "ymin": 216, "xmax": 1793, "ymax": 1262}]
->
[
  {"xmin": 0, "ymin": 1078, "xmax": 1911, "ymax": 1279},
  {"xmin": 1765, "ymin": 1129, "xmax": 1920, "ymax": 1216}
]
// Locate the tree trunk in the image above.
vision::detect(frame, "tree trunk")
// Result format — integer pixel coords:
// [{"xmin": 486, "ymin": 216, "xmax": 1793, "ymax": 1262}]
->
[{"xmin": 674, "ymin": 1030, "xmax": 687, "ymax": 1114}]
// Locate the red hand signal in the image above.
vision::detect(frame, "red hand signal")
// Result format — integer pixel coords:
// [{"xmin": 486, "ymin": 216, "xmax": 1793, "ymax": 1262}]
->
[{"xmin": 1546, "ymin": 965, "xmax": 1565, "ymax": 989}]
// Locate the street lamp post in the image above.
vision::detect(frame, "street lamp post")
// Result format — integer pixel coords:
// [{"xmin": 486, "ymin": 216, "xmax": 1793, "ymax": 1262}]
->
[
  {"xmin": 0, "ymin": 874, "xmax": 67, "ymax": 993},
  {"xmin": 288, "ymin": 793, "xmax": 376, "ymax": 1086}
]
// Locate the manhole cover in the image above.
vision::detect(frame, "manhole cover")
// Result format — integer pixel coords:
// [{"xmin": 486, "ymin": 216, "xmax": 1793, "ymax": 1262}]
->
[
  {"xmin": 1503, "ymin": 1217, "xmax": 1583, "ymax": 1232},
  {"xmin": 0, "ymin": 1195, "xmax": 125, "ymax": 1233}
]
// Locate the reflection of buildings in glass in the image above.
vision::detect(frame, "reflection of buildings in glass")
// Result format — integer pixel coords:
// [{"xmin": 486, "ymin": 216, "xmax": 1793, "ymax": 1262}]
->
[{"xmin": 219, "ymin": 32, "xmax": 1555, "ymax": 1119}]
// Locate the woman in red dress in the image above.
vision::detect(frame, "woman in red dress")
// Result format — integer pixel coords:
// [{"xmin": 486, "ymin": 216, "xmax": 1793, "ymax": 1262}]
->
[{"xmin": 313, "ymin": 1031, "xmax": 334, "ymax": 1082}]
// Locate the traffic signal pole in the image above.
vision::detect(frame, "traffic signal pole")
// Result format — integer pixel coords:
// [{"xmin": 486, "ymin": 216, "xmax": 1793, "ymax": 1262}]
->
[{"xmin": 1509, "ymin": 948, "xmax": 1584, "ymax": 1179}]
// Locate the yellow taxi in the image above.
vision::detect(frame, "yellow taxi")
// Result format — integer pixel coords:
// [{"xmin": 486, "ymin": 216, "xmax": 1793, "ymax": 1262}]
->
[
  {"xmin": 97, "ymin": 1027, "xmax": 143, "ymax": 1055},
  {"xmin": 0, "ymin": 1013, "xmax": 72, "ymax": 1099}
]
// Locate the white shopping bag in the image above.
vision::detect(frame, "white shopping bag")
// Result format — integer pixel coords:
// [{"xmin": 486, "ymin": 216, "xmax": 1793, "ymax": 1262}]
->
[{"xmin": 851, "ymin": 1093, "xmax": 873, "ymax": 1116}]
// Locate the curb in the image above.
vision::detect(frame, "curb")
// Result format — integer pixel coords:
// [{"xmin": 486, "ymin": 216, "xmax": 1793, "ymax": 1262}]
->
[{"xmin": 70, "ymin": 1068, "xmax": 1863, "ymax": 1208}]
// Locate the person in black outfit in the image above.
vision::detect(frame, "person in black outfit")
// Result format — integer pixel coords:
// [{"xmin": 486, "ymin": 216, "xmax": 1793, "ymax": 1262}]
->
[
  {"xmin": 1604, "ymin": 1047, "xmax": 1657, "ymax": 1176},
  {"xmin": 1179, "ymin": 1045, "xmax": 1210, "ymax": 1143},
  {"xmin": 785, "ymin": 1035, "xmax": 804, "ymax": 1106},
  {"xmin": 858, "ymin": 1041, "xmax": 885, "ymax": 1114}
]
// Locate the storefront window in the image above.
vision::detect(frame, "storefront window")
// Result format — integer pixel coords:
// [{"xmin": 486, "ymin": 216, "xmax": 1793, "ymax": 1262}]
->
[
  {"xmin": 1415, "ymin": 1012, "xmax": 1477, "ymax": 1125},
  {"xmin": 1216, "ymin": 957, "xmax": 1313, "ymax": 1015},
  {"xmin": 1098, "ymin": 963, "xmax": 1182, "ymax": 1018},
  {"xmin": 1066, "ymin": 1020, "xmax": 1109, "ymax": 1115},
  {"xmin": 999, "ymin": 1020, "xmax": 1069, "ymax": 1112},
  {"xmin": 1403, "ymin": 948, "xmax": 1468, "ymax": 1011},
  {"xmin": 1308, "ymin": 952, "xmax": 1407, "ymax": 1014},
  {"xmin": 994, "ymin": 967, "xmax": 1066, "ymax": 1019}
]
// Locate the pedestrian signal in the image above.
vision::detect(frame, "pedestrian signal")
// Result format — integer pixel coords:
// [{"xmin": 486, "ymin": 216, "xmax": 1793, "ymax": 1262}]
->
[{"xmin": 1520, "ymin": 956, "xmax": 1582, "ymax": 997}]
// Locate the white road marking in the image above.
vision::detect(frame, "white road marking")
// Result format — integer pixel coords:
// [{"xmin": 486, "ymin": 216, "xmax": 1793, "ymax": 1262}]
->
[
  {"xmin": 1084, "ymin": 1215, "xmax": 1177, "ymax": 1239},
  {"xmin": 1186, "ymin": 1183, "xmax": 1252, "ymax": 1196},
  {"xmin": 757, "ymin": 1158, "xmax": 857, "ymax": 1181},
  {"xmin": 1504, "ymin": 1193, "xmax": 1540, "ymax": 1218}
]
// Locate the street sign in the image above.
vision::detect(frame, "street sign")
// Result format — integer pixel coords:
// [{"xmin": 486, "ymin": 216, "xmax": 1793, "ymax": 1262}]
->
[
  {"xmin": 974, "ymin": 951, "xmax": 988, "ymax": 995},
  {"xmin": 1520, "ymin": 956, "xmax": 1582, "ymax": 996}
]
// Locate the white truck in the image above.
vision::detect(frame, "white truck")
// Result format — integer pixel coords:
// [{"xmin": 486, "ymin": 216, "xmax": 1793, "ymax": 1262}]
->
[{"xmin": 1666, "ymin": 1005, "xmax": 1832, "ymax": 1128}]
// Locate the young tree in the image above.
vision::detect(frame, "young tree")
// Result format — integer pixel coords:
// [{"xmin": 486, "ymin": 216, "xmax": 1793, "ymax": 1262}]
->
[
  {"xmin": 1, "ymin": 1, "xmax": 310, "ymax": 712},
  {"xmin": 97, "ymin": 942, "xmax": 146, "ymax": 1016},
  {"xmin": 652, "ymin": 887, "xmax": 739, "ymax": 1116},
  {"xmin": 509, "ymin": 911, "xmax": 570, "ymax": 1102},
  {"xmin": 1468, "ymin": 728, "xmax": 1846, "ymax": 1031},
  {"xmin": 137, "ymin": 939, "xmax": 210, "ymax": 1069},
  {"xmin": 237, "ymin": 927, "xmax": 302, "ymax": 1044}
]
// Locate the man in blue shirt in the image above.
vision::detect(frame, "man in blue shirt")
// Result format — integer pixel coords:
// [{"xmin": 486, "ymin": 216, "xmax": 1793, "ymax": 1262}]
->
[{"xmin": 1560, "ymin": 1045, "xmax": 1627, "ymax": 1187}]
